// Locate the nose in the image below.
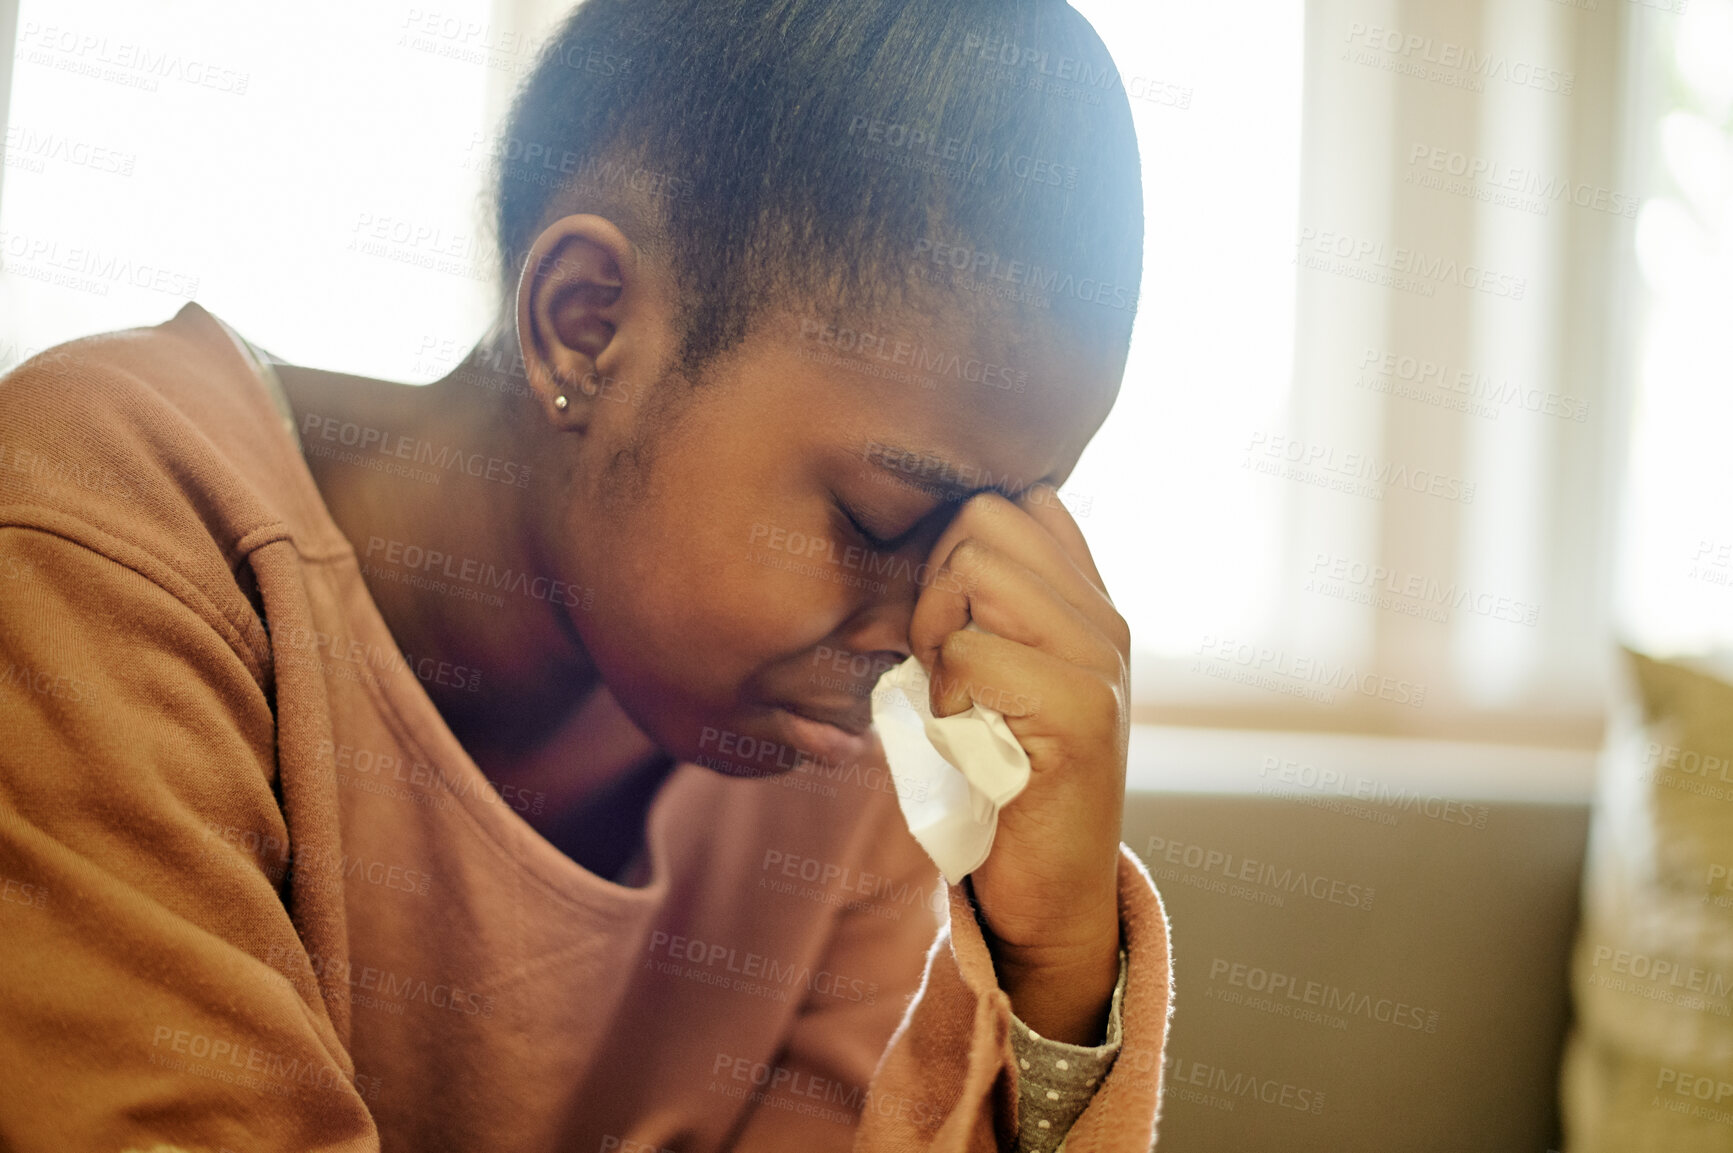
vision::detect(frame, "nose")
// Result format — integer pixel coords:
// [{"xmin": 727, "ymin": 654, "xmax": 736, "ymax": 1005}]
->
[
  {"xmin": 830, "ymin": 508, "xmax": 959, "ymax": 670},
  {"xmin": 828, "ymin": 592, "xmax": 914, "ymax": 672}
]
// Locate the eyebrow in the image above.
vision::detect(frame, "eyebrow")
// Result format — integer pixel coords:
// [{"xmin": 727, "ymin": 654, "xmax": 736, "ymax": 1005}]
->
[{"xmin": 858, "ymin": 441, "xmax": 1039, "ymax": 505}]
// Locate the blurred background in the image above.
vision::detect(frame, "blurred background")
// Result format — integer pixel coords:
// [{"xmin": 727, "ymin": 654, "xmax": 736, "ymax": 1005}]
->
[{"xmin": 2, "ymin": 0, "xmax": 1729, "ymax": 1148}]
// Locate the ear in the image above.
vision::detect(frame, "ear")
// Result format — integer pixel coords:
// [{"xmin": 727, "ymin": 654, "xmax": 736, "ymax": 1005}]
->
[{"xmin": 514, "ymin": 214, "xmax": 663, "ymax": 430}]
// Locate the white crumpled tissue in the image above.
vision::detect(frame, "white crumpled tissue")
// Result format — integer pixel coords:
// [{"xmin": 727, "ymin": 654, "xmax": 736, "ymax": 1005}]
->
[{"xmin": 870, "ymin": 624, "xmax": 1032, "ymax": 885}]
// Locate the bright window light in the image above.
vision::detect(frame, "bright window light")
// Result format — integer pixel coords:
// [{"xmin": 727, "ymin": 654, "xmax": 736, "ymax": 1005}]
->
[
  {"xmin": 1064, "ymin": 0, "xmax": 1305, "ymax": 660},
  {"xmin": 1618, "ymin": 0, "xmax": 1733, "ymax": 654},
  {"xmin": 1, "ymin": 0, "xmax": 498, "ymax": 380}
]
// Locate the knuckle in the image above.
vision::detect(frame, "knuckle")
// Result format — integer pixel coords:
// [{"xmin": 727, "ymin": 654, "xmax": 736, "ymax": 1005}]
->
[
  {"xmin": 938, "ymin": 629, "xmax": 974, "ymax": 665},
  {"xmin": 941, "ymin": 538, "xmax": 989, "ymax": 594},
  {"xmin": 907, "ymin": 609, "xmax": 949, "ymax": 661},
  {"xmin": 907, "ymin": 628, "xmax": 940, "ymax": 663},
  {"xmin": 948, "ymin": 535, "xmax": 990, "ymax": 570},
  {"xmin": 1081, "ymin": 674, "xmax": 1123, "ymax": 725},
  {"xmin": 1106, "ymin": 610, "xmax": 1132, "ymax": 653},
  {"xmin": 964, "ymin": 490, "xmax": 1009, "ymax": 515}
]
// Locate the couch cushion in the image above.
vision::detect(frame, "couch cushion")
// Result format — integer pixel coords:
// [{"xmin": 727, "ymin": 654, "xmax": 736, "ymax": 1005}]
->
[
  {"xmin": 1564, "ymin": 649, "xmax": 1733, "ymax": 1151},
  {"xmin": 1120, "ymin": 726, "xmax": 1590, "ymax": 1150}
]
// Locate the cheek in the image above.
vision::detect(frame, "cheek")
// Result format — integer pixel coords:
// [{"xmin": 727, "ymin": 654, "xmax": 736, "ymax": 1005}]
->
[{"xmin": 570, "ymin": 483, "xmax": 852, "ymax": 704}]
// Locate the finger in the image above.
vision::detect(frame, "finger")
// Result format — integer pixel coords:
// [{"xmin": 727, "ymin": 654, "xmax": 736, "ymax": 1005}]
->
[
  {"xmin": 925, "ymin": 630, "xmax": 1126, "ymax": 777},
  {"xmin": 924, "ymin": 493, "xmax": 1128, "ymax": 656},
  {"xmin": 908, "ymin": 536, "xmax": 1121, "ymax": 680},
  {"xmin": 922, "ymin": 627, "xmax": 1074, "ymax": 720}
]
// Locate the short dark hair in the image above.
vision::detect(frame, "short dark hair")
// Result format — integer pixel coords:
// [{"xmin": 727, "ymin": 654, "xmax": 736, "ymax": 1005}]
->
[{"xmin": 493, "ymin": 0, "xmax": 1143, "ymax": 372}]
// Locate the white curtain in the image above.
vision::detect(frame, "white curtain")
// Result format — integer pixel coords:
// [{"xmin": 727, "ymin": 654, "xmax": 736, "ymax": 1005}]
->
[{"xmin": 1136, "ymin": 0, "xmax": 1634, "ymax": 741}]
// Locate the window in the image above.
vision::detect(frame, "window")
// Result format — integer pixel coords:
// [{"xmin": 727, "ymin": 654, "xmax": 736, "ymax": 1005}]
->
[
  {"xmin": 1063, "ymin": 0, "xmax": 1305, "ymax": 664},
  {"xmin": 1, "ymin": 0, "xmax": 500, "ymax": 379},
  {"xmin": 1619, "ymin": 0, "xmax": 1733, "ymax": 654}
]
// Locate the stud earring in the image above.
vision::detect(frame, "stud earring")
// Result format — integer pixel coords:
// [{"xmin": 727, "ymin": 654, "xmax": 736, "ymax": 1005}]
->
[{"xmin": 554, "ymin": 394, "xmax": 569, "ymax": 411}]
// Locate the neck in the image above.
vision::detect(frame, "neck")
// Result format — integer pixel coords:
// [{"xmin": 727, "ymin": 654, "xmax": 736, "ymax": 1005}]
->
[{"xmin": 277, "ymin": 346, "xmax": 605, "ymax": 771}]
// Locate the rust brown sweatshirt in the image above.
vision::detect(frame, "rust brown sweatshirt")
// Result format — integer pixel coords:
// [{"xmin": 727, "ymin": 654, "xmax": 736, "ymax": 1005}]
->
[{"xmin": 0, "ymin": 304, "xmax": 1172, "ymax": 1152}]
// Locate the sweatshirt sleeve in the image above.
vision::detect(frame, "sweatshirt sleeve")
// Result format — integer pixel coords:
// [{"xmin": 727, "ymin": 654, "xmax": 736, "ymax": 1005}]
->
[
  {"xmin": 853, "ymin": 845, "xmax": 1173, "ymax": 1152},
  {"xmin": 0, "ymin": 526, "xmax": 381, "ymax": 1152}
]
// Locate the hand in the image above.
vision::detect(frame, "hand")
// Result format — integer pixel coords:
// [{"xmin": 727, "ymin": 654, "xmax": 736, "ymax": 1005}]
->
[{"xmin": 908, "ymin": 485, "xmax": 1128, "ymax": 1045}]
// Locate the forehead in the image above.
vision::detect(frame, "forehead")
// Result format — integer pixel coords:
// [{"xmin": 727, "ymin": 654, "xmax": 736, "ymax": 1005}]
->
[{"xmin": 754, "ymin": 301, "xmax": 1119, "ymax": 489}]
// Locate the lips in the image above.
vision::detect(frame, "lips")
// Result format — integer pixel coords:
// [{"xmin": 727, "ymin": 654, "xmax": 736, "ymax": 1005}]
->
[{"xmin": 777, "ymin": 698, "xmax": 873, "ymax": 736}]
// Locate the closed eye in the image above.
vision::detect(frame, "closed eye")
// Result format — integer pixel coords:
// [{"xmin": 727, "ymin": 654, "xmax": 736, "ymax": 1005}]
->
[{"xmin": 837, "ymin": 502, "xmax": 899, "ymax": 551}]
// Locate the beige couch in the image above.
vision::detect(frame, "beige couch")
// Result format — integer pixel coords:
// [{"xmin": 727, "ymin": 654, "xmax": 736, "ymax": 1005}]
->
[{"xmin": 1122, "ymin": 727, "xmax": 1595, "ymax": 1151}]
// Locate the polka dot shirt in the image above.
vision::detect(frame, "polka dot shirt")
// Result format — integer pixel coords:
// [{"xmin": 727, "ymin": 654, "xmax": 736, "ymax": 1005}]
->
[{"xmin": 1009, "ymin": 948, "xmax": 1129, "ymax": 1152}]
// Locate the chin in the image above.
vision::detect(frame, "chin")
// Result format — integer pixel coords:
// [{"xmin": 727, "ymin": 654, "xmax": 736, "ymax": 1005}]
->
[{"xmin": 684, "ymin": 706, "xmax": 875, "ymax": 780}]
